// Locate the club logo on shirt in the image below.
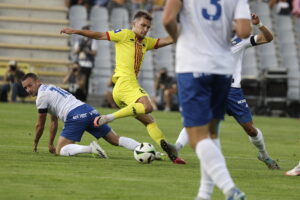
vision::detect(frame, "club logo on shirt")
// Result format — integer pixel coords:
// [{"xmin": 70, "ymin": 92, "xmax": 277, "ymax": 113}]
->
[
  {"xmin": 231, "ymin": 37, "xmax": 242, "ymax": 46},
  {"xmin": 114, "ymin": 29, "xmax": 122, "ymax": 33}
]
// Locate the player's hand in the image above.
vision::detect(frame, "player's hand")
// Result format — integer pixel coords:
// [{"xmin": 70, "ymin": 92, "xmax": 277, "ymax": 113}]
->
[
  {"xmin": 251, "ymin": 13, "xmax": 260, "ymax": 25},
  {"xmin": 48, "ymin": 144, "xmax": 56, "ymax": 154},
  {"xmin": 60, "ymin": 27, "xmax": 75, "ymax": 35}
]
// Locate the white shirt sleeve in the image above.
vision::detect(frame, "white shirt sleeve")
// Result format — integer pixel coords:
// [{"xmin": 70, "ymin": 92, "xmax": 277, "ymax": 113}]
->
[
  {"xmin": 234, "ymin": 0, "xmax": 251, "ymax": 20},
  {"xmin": 36, "ymin": 92, "xmax": 48, "ymax": 111},
  {"xmin": 243, "ymin": 36, "xmax": 254, "ymax": 48}
]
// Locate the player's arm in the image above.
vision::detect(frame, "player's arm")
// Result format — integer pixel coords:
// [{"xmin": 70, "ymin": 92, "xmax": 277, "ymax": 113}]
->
[
  {"xmin": 163, "ymin": 0, "xmax": 182, "ymax": 42},
  {"xmin": 60, "ymin": 27, "xmax": 108, "ymax": 40},
  {"xmin": 155, "ymin": 36, "xmax": 174, "ymax": 49},
  {"xmin": 234, "ymin": 19, "xmax": 251, "ymax": 39},
  {"xmin": 234, "ymin": 0, "xmax": 252, "ymax": 39},
  {"xmin": 252, "ymin": 13, "xmax": 273, "ymax": 45},
  {"xmin": 33, "ymin": 112, "xmax": 47, "ymax": 152},
  {"xmin": 48, "ymin": 114, "xmax": 58, "ymax": 154}
]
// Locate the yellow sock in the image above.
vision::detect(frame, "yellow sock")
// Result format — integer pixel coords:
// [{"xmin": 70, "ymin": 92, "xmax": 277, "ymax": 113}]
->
[
  {"xmin": 113, "ymin": 102, "xmax": 145, "ymax": 119},
  {"xmin": 146, "ymin": 123, "xmax": 166, "ymax": 145}
]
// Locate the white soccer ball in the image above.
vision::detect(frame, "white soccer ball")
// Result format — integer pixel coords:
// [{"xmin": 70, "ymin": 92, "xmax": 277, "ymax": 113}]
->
[{"xmin": 134, "ymin": 142, "xmax": 156, "ymax": 164}]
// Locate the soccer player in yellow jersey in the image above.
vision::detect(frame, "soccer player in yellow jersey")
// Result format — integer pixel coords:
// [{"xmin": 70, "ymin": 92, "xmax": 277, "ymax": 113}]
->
[{"xmin": 61, "ymin": 10, "xmax": 185, "ymax": 164}]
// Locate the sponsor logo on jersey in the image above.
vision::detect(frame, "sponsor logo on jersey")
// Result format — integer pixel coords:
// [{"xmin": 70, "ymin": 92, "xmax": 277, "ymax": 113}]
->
[{"xmin": 114, "ymin": 29, "xmax": 122, "ymax": 33}]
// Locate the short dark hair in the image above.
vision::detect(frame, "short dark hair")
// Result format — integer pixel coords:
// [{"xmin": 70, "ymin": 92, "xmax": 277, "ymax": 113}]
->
[
  {"xmin": 133, "ymin": 10, "xmax": 152, "ymax": 21},
  {"xmin": 22, "ymin": 73, "xmax": 39, "ymax": 81}
]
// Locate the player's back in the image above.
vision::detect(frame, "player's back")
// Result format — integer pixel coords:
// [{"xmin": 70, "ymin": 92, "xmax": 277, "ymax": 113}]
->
[
  {"xmin": 36, "ymin": 84, "xmax": 84, "ymax": 121},
  {"xmin": 176, "ymin": 0, "xmax": 250, "ymax": 75}
]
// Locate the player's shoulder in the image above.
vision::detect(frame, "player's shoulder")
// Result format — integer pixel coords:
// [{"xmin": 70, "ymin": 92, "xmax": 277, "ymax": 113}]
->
[
  {"xmin": 112, "ymin": 28, "xmax": 130, "ymax": 35},
  {"xmin": 36, "ymin": 84, "xmax": 49, "ymax": 95},
  {"xmin": 36, "ymin": 85, "xmax": 49, "ymax": 104},
  {"xmin": 38, "ymin": 84, "xmax": 58, "ymax": 95}
]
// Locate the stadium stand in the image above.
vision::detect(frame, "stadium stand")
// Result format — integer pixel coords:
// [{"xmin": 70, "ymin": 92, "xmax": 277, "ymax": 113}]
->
[
  {"xmin": 111, "ymin": 7, "xmax": 130, "ymax": 29},
  {"xmin": 0, "ymin": 0, "xmax": 69, "ymax": 92},
  {"xmin": 89, "ymin": 5, "xmax": 112, "ymax": 97},
  {"xmin": 151, "ymin": 10, "xmax": 175, "ymax": 76},
  {"xmin": 243, "ymin": 0, "xmax": 300, "ymax": 115},
  {"xmin": 139, "ymin": 51, "xmax": 155, "ymax": 97},
  {"xmin": 1, "ymin": 0, "xmax": 299, "ymax": 114}
]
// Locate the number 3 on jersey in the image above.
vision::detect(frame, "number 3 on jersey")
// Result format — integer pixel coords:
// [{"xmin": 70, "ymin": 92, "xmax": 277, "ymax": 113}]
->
[{"xmin": 202, "ymin": 0, "xmax": 222, "ymax": 21}]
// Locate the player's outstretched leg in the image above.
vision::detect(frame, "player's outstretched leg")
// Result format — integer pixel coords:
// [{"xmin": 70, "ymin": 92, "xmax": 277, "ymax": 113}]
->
[
  {"xmin": 90, "ymin": 141, "xmax": 108, "ymax": 158},
  {"xmin": 160, "ymin": 139, "xmax": 186, "ymax": 164},
  {"xmin": 285, "ymin": 161, "xmax": 300, "ymax": 176},
  {"xmin": 135, "ymin": 114, "xmax": 186, "ymax": 164},
  {"xmin": 56, "ymin": 135, "xmax": 107, "ymax": 157},
  {"xmin": 94, "ymin": 102, "xmax": 147, "ymax": 127},
  {"xmin": 241, "ymin": 123, "xmax": 280, "ymax": 170}
]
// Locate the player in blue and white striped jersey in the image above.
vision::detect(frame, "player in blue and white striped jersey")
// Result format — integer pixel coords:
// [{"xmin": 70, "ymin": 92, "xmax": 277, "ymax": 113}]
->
[{"xmin": 21, "ymin": 73, "xmax": 142, "ymax": 158}]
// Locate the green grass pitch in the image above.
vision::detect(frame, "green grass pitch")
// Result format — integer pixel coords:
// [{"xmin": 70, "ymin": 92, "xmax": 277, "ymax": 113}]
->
[{"xmin": 0, "ymin": 103, "xmax": 299, "ymax": 200}]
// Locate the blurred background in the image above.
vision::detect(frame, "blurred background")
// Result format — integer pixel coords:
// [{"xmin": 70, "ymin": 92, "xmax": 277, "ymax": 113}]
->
[{"xmin": 0, "ymin": 0, "xmax": 300, "ymax": 117}]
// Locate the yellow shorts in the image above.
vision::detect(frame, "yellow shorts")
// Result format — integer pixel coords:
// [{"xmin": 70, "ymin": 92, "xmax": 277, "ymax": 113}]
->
[{"xmin": 112, "ymin": 76, "xmax": 149, "ymax": 108}]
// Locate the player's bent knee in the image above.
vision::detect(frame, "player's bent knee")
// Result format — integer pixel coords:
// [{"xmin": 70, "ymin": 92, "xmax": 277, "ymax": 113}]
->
[{"xmin": 144, "ymin": 104, "xmax": 153, "ymax": 113}]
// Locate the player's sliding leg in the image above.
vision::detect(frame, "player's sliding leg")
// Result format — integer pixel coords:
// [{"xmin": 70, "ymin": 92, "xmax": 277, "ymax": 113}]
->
[
  {"xmin": 103, "ymin": 130, "xmax": 140, "ymax": 150},
  {"xmin": 240, "ymin": 122, "xmax": 280, "ymax": 170},
  {"xmin": 56, "ymin": 136, "xmax": 108, "ymax": 158},
  {"xmin": 135, "ymin": 114, "xmax": 186, "ymax": 164},
  {"xmin": 103, "ymin": 129, "xmax": 162, "ymax": 160}
]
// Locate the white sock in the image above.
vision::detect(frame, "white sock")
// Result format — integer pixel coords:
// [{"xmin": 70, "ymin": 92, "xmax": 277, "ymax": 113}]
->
[
  {"xmin": 60, "ymin": 144, "xmax": 91, "ymax": 156},
  {"xmin": 118, "ymin": 136, "xmax": 140, "ymax": 150},
  {"xmin": 197, "ymin": 138, "xmax": 221, "ymax": 199},
  {"xmin": 106, "ymin": 114, "xmax": 115, "ymax": 122},
  {"xmin": 175, "ymin": 128, "xmax": 189, "ymax": 151},
  {"xmin": 196, "ymin": 138, "xmax": 235, "ymax": 195},
  {"xmin": 249, "ymin": 128, "xmax": 269, "ymax": 159}
]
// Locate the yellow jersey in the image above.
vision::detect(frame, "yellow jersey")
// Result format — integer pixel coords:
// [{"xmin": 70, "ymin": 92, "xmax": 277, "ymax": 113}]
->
[{"xmin": 107, "ymin": 29, "xmax": 159, "ymax": 82}]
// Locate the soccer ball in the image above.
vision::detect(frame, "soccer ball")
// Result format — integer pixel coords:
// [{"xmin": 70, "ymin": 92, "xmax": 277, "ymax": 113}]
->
[{"xmin": 134, "ymin": 143, "xmax": 156, "ymax": 164}]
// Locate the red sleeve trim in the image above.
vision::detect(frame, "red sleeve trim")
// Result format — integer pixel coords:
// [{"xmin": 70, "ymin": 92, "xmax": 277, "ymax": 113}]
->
[
  {"xmin": 106, "ymin": 32, "xmax": 110, "ymax": 41},
  {"xmin": 154, "ymin": 38, "xmax": 160, "ymax": 49}
]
